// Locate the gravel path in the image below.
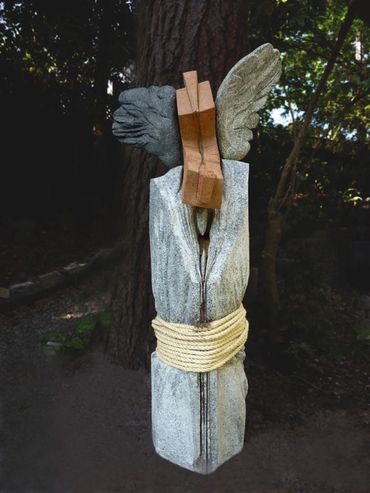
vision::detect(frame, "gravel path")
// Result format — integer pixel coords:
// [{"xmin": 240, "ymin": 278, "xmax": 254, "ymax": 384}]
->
[{"xmin": 0, "ymin": 271, "xmax": 369, "ymax": 493}]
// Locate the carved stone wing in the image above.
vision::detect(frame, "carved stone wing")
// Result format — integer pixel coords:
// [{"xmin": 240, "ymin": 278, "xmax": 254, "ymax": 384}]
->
[
  {"xmin": 112, "ymin": 85, "xmax": 181, "ymax": 168},
  {"xmin": 215, "ymin": 43, "xmax": 282, "ymax": 161}
]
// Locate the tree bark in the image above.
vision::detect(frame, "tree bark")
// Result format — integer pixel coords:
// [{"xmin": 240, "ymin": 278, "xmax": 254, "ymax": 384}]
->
[
  {"xmin": 260, "ymin": 1, "xmax": 356, "ymax": 326},
  {"xmin": 109, "ymin": 0, "xmax": 248, "ymax": 368}
]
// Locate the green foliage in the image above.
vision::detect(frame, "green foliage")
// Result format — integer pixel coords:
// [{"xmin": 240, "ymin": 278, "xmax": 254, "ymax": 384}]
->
[
  {"xmin": 275, "ymin": 239, "xmax": 362, "ymax": 367},
  {"xmin": 250, "ymin": 0, "xmax": 370, "ymax": 147},
  {"xmin": 356, "ymin": 327, "xmax": 370, "ymax": 342},
  {"xmin": 279, "ymin": 284, "xmax": 344, "ymax": 363},
  {"xmin": 248, "ymin": 0, "xmax": 370, "ymax": 234},
  {"xmin": 0, "ymin": 0, "xmax": 135, "ymax": 119},
  {"xmin": 40, "ymin": 311, "xmax": 112, "ymax": 353}
]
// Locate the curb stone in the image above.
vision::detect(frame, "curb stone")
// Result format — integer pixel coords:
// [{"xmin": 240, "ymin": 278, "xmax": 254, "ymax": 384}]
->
[{"xmin": 0, "ymin": 242, "xmax": 125, "ymax": 311}]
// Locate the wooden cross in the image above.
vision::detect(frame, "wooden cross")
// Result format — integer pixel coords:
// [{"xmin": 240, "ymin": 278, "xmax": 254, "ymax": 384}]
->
[{"xmin": 176, "ymin": 71, "xmax": 224, "ymax": 209}]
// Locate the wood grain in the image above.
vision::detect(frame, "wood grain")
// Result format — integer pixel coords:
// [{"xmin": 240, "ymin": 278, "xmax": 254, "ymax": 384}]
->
[{"xmin": 176, "ymin": 71, "xmax": 223, "ymax": 209}]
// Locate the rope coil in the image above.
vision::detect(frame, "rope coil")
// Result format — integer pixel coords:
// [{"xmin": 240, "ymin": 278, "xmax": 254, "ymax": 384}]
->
[{"xmin": 152, "ymin": 304, "xmax": 249, "ymax": 372}]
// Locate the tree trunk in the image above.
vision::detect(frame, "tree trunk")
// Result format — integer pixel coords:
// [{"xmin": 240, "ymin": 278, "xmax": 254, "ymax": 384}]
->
[
  {"xmin": 260, "ymin": 1, "xmax": 356, "ymax": 327},
  {"xmin": 109, "ymin": 0, "xmax": 247, "ymax": 368}
]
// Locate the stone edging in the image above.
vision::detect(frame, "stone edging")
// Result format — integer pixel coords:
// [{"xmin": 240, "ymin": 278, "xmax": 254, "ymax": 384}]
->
[{"xmin": 0, "ymin": 242, "xmax": 124, "ymax": 310}]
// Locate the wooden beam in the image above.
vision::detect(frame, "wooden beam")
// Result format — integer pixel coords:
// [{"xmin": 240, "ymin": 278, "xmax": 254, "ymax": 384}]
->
[{"xmin": 176, "ymin": 71, "xmax": 223, "ymax": 209}]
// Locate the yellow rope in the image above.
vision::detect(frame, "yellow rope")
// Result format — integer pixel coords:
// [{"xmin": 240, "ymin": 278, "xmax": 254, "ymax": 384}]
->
[{"xmin": 152, "ymin": 304, "xmax": 249, "ymax": 373}]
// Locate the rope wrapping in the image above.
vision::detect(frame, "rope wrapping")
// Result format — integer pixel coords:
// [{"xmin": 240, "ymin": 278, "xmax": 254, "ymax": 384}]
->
[{"xmin": 152, "ymin": 304, "xmax": 249, "ymax": 372}]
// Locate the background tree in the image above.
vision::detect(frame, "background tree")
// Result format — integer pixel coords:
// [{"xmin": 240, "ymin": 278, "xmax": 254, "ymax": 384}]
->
[
  {"xmin": 260, "ymin": 1, "xmax": 358, "ymax": 322},
  {"xmin": 108, "ymin": 0, "xmax": 248, "ymax": 368},
  {"xmin": 223, "ymin": 0, "xmax": 370, "ymax": 328},
  {"xmin": 0, "ymin": 0, "xmax": 134, "ymax": 222}
]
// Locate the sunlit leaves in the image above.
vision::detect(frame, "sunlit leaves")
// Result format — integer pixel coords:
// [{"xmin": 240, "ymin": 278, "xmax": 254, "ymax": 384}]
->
[{"xmin": 248, "ymin": 0, "xmax": 370, "ymax": 148}]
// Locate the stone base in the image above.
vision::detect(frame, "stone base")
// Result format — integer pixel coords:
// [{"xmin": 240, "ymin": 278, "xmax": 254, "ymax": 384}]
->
[{"xmin": 151, "ymin": 351, "xmax": 248, "ymax": 474}]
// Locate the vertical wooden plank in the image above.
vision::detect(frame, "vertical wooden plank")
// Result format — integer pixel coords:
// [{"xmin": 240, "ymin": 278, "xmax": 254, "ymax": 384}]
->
[{"xmin": 176, "ymin": 72, "xmax": 223, "ymax": 209}]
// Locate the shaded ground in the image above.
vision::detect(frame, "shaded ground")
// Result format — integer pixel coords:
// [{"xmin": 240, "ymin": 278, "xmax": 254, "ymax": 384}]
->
[{"xmin": 0, "ymin": 270, "xmax": 370, "ymax": 493}]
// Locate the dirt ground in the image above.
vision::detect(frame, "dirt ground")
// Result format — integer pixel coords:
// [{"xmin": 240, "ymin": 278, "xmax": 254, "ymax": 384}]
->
[{"xmin": 0, "ymin": 271, "xmax": 369, "ymax": 493}]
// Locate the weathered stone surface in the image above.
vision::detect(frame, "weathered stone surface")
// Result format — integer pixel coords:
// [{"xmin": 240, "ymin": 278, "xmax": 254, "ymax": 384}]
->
[
  {"xmin": 112, "ymin": 86, "xmax": 181, "ymax": 168},
  {"xmin": 39, "ymin": 271, "xmax": 65, "ymax": 289},
  {"xmin": 205, "ymin": 162, "xmax": 250, "ymax": 320},
  {"xmin": 195, "ymin": 208, "xmax": 209, "ymax": 236},
  {"xmin": 151, "ymin": 360, "xmax": 248, "ymax": 475},
  {"xmin": 216, "ymin": 43, "xmax": 281, "ymax": 160},
  {"xmin": 150, "ymin": 159, "xmax": 250, "ymax": 473},
  {"xmin": 151, "ymin": 351, "xmax": 247, "ymax": 473},
  {"xmin": 150, "ymin": 159, "xmax": 249, "ymax": 324}
]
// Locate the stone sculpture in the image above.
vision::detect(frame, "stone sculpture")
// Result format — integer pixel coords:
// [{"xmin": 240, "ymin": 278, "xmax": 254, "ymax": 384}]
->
[{"xmin": 112, "ymin": 43, "xmax": 281, "ymax": 474}]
